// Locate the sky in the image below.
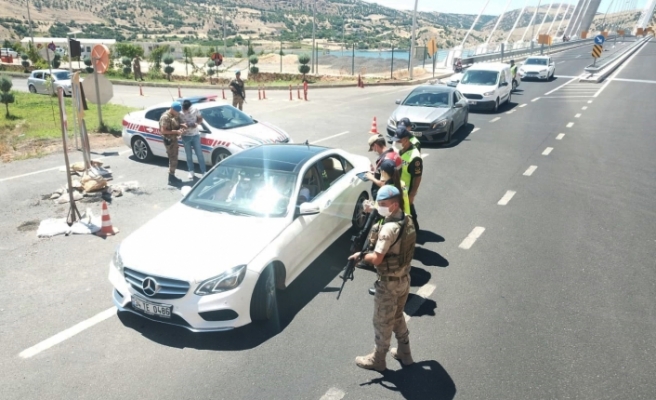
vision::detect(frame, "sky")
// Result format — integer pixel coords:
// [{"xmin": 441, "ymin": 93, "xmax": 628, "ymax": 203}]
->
[{"xmin": 363, "ymin": 0, "xmax": 648, "ymax": 16}]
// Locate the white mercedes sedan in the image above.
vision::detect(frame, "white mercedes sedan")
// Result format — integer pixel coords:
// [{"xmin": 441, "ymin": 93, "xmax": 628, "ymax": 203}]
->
[{"xmin": 109, "ymin": 144, "xmax": 372, "ymax": 331}]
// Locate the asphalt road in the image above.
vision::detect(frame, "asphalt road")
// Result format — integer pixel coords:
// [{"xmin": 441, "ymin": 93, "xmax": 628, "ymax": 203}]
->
[{"xmin": 1, "ymin": 40, "xmax": 655, "ymax": 400}]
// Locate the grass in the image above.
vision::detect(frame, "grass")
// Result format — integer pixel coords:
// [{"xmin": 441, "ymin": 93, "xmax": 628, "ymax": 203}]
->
[{"xmin": 0, "ymin": 91, "xmax": 136, "ymax": 159}]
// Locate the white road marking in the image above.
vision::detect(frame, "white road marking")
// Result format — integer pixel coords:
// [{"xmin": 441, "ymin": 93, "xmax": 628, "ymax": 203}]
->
[
  {"xmin": 587, "ymin": 100, "xmax": 593, "ymax": 104},
  {"xmin": 594, "ymin": 40, "xmax": 649, "ymax": 99},
  {"xmin": 582, "ymin": 106, "xmax": 588, "ymax": 110},
  {"xmin": 539, "ymin": 96, "xmax": 595, "ymax": 98},
  {"xmin": 506, "ymin": 110, "xmax": 516, "ymax": 114},
  {"xmin": 519, "ymin": 103, "xmax": 527, "ymax": 108},
  {"xmin": 0, "ymin": 150, "xmax": 131, "ymax": 183},
  {"xmin": 421, "ymin": 153, "xmax": 429, "ymax": 159},
  {"xmin": 459, "ymin": 227, "xmax": 485, "ymax": 250},
  {"xmin": 575, "ymin": 113, "xmax": 581, "ymax": 118},
  {"xmin": 312, "ymin": 131, "xmax": 350, "ymax": 144},
  {"xmin": 497, "ymin": 190, "xmax": 516, "ymax": 206},
  {"xmin": 472, "ymin": 127, "xmax": 480, "ymax": 133},
  {"xmin": 531, "ymin": 97, "xmax": 540, "ymax": 102},
  {"xmin": 575, "ymin": 54, "xmax": 581, "ymax": 58},
  {"xmin": 523, "ymin": 165, "xmax": 538, "ymax": 176},
  {"xmin": 404, "ymin": 283, "xmax": 437, "ymax": 322},
  {"xmin": 610, "ymin": 77, "xmax": 656, "ymax": 84},
  {"xmin": 490, "ymin": 117, "xmax": 501, "ymax": 122},
  {"xmin": 544, "ymin": 77, "xmax": 577, "ymax": 95},
  {"xmin": 542, "ymin": 147, "xmax": 553, "ymax": 156},
  {"xmin": 320, "ymin": 388, "xmax": 345, "ymax": 400},
  {"xmin": 19, "ymin": 307, "xmax": 117, "ymax": 359},
  {"xmin": 566, "ymin": 122, "xmax": 574, "ymax": 128},
  {"xmin": 556, "ymin": 133, "xmax": 565, "ymax": 140}
]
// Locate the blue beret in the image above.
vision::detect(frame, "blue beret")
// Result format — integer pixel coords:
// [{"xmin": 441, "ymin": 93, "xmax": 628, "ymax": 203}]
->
[
  {"xmin": 376, "ymin": 185, "xmax": 401, "ymax": 201},
  {"xmin": 171, "ymin": 101, "xmax": 182, "ymax": 111}
]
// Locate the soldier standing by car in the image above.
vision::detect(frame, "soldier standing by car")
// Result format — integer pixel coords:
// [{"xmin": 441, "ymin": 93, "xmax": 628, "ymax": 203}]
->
[
  {"xmin": 397, "ymin": 117, "xmax": 421, "ymax": 153},
  {"xmin": 159, "ymin": 101, "xmax": 187, "ymax": 184},
  {"xmin": 230, "ymin": 70, "xmax": 246, "ymax": 111},
  {"xmin": 349, "ymin": 185, "xmax": 417, "ymax": 371},
  {"xmin": 392, "ymin": 126, "xmax": 422, "ymax": 231}
]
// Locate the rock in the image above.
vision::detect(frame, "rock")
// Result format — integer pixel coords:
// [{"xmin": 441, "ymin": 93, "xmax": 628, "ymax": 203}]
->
[
  {"xmin": 83, "ymin": 177, "xmax": 107, "ymax": 193},
  {"xmin": 73, "ymin": 191, "xmax": 83, "ymax": 201},
  {"xmin": 72, "ymin": 179, "xmax": 83, "ymax": 190},
  {"xmin": 50, "ymin": 192, "xmax": 61, "ymax": 200},
  {"xmin": 121, "ymin": 181, "xmax": 140, "ymax": 192},
  {"xmin": 90, "ymin": 160, "xmax": 104, "ymax": 168},
  {"xmin": 71, "ymin": 162, "xmax": 86, "ymax": 172},
  {"xmin": 111, "ymin": 186, "xmax": 123, "ymax": 197}
]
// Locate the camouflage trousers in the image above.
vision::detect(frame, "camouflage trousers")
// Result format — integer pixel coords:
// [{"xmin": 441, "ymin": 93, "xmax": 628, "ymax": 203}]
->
[
  {"xmin": 164, "ymin": 135, "xmax": 178, "ymax": 174},
  {"xmin": 232, "ymin": 95, "xmax": 244, "ymax": 110},
  {"xmin": 372, "ymin": 275, "xmax": 410, "ymax": 353}
]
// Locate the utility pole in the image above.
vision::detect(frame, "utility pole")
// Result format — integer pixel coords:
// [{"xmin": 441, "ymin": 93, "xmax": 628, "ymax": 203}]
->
[
  {"xmin": 311, "ymin": 0, "xmax": 316, "ymax": 74},
  {"xmin": 26, "ymin": 0, "xmax": 35, "ymax": 45},
  {"xmin": 223, "ymin": 7, "xmax": 227, "ymax": 56},
  {"xmin": 409, "ymin": 0, "xmax": 419, "ymax": 80}
]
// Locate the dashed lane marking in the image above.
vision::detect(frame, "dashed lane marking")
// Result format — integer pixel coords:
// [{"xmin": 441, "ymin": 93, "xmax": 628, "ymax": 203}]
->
[
  {"xmin": 472, "ymin": 127, "xmax": 480, "ymax": 133},
  {"xmin": 19, "ymin": 307, "xmax": 117, "ymax": 359},
  {"xmin": 458, "ymin": 227, "xmax": 486, "ymax": 250},
  {"xmin": 556, "ymin": 133, "xmax": 565, "ymax": 140},
  {"xmin": 313, "ymin": 131, "xmax": 350, "ymax": 144},
  {"xmin": 320, "ymin": 388, "xmax": 345, "ymax": 400},
  {"xmin": 497, "ymin": 190, "xmax": 516, "ymax": 206},
  {"xmin": 523, "ymin": 165, "xmax": 538, "ymax": 176},
  {"xmin": 582, "ymin": 106, "xmax": 588, "ymax": 110},
  {"xmin": 542, "ymin": 147, "xmax": 553, "ymax": 156},
  {"xmin": 490, "ymin": 117, "xmax": 501, "ymax": 122},
  {"xmin": 575, "ymin": 113, "xmax": 581, "ymax": 118},
  {"xmin": 404, "ymin": 283, "xmax": 437, "ymax": 322},
  {"xmin": 519, "ymin": 104, "xmax": 527, "ymax": 108},
  {"xmin": 587, "ymin": 100, "xmax": 593, "ymax": 104},
  {"xmin": 421, "ymin": 153, "xmax": 429, "ymax": 159},
  {"xmin": 506, "ymin": 110, "xmax": 516, "ymax": 114},
  {"xmin": 531, "ymin": 97, "xmax": 540, "ymax": 102},
  {"xmin": 566, "ymin": 122, "xmax": 574, "ymax": 128}
]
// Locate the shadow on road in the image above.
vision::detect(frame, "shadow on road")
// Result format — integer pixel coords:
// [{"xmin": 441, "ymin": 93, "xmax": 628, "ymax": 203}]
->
[
  {"xmin": 118, "ymin": 232, "xmax": 355, "ymax": 351},
  {"xmin": 413, "ymin": 247, "xmax": 449, "ymax": 268},
  {"xmin": 425, "ymin": 123, "xmax": 476, "ymax": 149},
  {"xmin": 409, "ymin": 266, "xmax": 431, "ymax": 287},
  {"xmin": 416, "ymin": 230, "xmax": 444, "ymax": 245},
  {"xmin": 360, "ymin": 360, "xmax": 456, "ymax": 400},
  {"xmin": 406, "ymin": 294, "xmax": 437, "ymax": 318}
]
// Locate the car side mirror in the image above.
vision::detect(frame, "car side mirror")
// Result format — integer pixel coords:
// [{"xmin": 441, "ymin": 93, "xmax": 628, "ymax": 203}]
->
[
  {"xmin": 180, "ymin": 186, "xmax": 192, "ymax": 197},
  {"xmin": 454, "ymin": 103, "xmax": 464, "ymax": 108},
  {"xmin": 299, "ymin": 202, "xmax": 320, "ymax": 215},
  {"xmin": 500, "ymin": 82, "xmax": 508, "ymax": 87},
  {"xmin": 395, "ymin": 99, "xmax": 401, "ymax": 105}
]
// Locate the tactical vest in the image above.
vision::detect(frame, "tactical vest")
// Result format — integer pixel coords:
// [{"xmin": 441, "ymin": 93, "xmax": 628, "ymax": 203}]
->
[
  {"xmin": 400, "ymin": 146, "xmax": 421, "ymax": 192},
  {"xmin": 367, "ymin": 214, "xmax": 417, "ymax": 277}
]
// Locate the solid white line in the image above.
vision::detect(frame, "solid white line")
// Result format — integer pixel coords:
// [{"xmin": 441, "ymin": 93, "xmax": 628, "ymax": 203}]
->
[
  {"xmin": 313, "ymin": 131, "xmax": 350, "ymax": 144},
  {"xmin": 472, "ymin": 127, "xmax": 480, "ymax": 133},
  {"xmin": 582, "ymin": 106, "xmax": 588, "ymax": 110},
  {"xmin": 404, "ymin": 283, "xmax": 437, "ymax": 322},
  {"xmin": 458, "ymin": 227, "xmax": 486, "ymax": 250},
  {"xmin": 523, "ymin": 165, "xmax": 538, "ymax": 176},
  {"xmin": 531, "ymin": 97, "xmax": 540, "ymax": 102},
  {"xmin": 594, "ymin": 39, "xmax": 649, "ymax": 99},
  {"xmin": 490, "ymin": 117, "xmax": 501, "ymax": 122},
  {"xmin": 539, "ymin": 96, "xmax": 594, "ymax": 98},
  {"xmin": 610, "ymin": 78, "xmax": 656, "ymax": 84},
  {"xmin": 575, "ymin": 54, "xmax": 582, "ymax": 58},
  {"xmin": 519, "ymin": 103, "xmax": 527, "ymax": 108},
  {"xmin": 320, "ymin": 388, "xmax": 345, "ymax": 400},
  {"xmin": 566, "ymin": 122, "xmax": 574, "ymax": 128},
  {"xmin": 544, "ymin": 76, "xmax": 577, "ymax": 95},
  {"xmin": 575, "ymin": 113, "xmax": 581, "ymax": 118},
  {"xmin": 19, "ymin": 307, "xmax": 117, "ymax": 359},
  {"xmin": 556, "ymin": 133, "xmax": 565, "ymax": 140},
  {"xmin": 542, "ymin": 147, "xmax": 553, "ymax": 156},
  {"xmin": 593, "ymin": 80, "xmax": 611, "ymax": 98},
  {"xmin": 497, "ymin": 190, "xmax": 516, "ymax": 206}
]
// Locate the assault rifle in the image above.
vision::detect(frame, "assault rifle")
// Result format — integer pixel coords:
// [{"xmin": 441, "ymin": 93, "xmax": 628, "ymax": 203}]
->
[{"xmin": 336, "ymin": 209, "xmax": 379, "ymax": 300}]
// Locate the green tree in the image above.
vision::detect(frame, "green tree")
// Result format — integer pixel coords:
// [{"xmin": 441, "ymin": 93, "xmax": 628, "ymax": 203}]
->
[
  {"xmin": 149, "ymin": 44, "xmax": 170, "ymax": 72},
  {"xmin": 298, "ymin": 54, "xmax": 310, "ymax": 78},
  {"xmin": 20, "ymin": 54, "xmax": 30, "ymax": 73},
  {"xmin": 163, "ymin": 55, "xmax": 175, "ymax": 81},
  {"xmin": 114, "ymin": 43, "xmax": 144, "ymax": 59},
  {"xmin": 51, "ymin": 54, "xmax": 61, "ymax": 69},
  {"xmin": 83, "ymin": 56, "xmax": 94, "ymax": 73},
  {"xmin": 121, "ymin": 56, "xmax": 132, "ymax": 77},
  {"xmin": 249, "ymin": 55, "xmax": 259, "ymax": 75},
  {"xmin": 0, "ymin": 76, "xmax": 15, "ymax": 117},
  {"xmin": 26, "ymin": 42, "xmax": 41, "ymax": 64},
  {"xmin": 2, "ymin": 39, "xmax": 12, "ymax": 50}
]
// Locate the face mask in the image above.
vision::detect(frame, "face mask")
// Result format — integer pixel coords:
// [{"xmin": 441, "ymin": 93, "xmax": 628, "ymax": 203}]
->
[
  {"xmin": 378, "ymin": 206, "xmax": 392, "ymax": 217},
  {"xmin": 393, "ymin": 142, "xmax": 403, "ymax": 151}
]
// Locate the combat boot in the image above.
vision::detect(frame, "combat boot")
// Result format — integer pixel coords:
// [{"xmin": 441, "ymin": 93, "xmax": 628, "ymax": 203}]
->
[
  {"xmin": 355, "ymin": 348, "xmax": 387, "ymax": 372},
  {"xmin": 391, "ymin": 340, "xmax": 414, "ymax": 366}
]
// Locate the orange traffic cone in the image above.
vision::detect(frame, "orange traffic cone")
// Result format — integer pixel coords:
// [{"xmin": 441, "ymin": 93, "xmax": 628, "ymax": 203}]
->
[
  {"xmin": 139, "ymin": 83, "xmax": 144, "ymax": 96},
  {"xmin": 222, "ymin": 88, "xmax": 226, "ymax": 100},
  {"xmin": 369, "ymin": 117, "xmax": 379, "ymax": 134},
  {"xmin": 97, "ymin": 201, "xmax": 119, "ymax": 237},
  {"xmin": 178, "ymin": 86, "xmax": 182, "ymax": 98}
]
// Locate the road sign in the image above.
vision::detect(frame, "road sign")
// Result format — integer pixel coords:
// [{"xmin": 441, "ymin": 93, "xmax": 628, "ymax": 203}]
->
[
  {"xmin": 592, "ymin": 44, "xmax": 603, "ymax": 58},
  {"xmin": 82, "ymin": 73, "xmax": 113, "ymax": 105},
  {"xmin": 594, "ymin": 35, "xmax": 605, "ymax": 45},
  {"xmin": 427, "ymin": 39, "xmax": 438, "ymax": 58},
  {"xmin": 91, "ymin": 44, "xmax": 110, "ymax": 74}
]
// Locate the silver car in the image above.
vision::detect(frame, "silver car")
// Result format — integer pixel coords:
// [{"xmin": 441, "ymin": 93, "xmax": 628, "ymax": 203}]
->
[
  {"xmin": 387, "ymin": 85, "xmax": 469, "ymax": 145},
  {"xmin": 27, "ymin": 69, "xmax": 74, "ymax": 96}
]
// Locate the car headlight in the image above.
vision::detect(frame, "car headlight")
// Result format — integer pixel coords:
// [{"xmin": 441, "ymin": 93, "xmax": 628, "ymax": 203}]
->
[
  {"xmin": 540, "ymin": 69, "xmax": 547, "ymax": 74},
  {"xmin": 519, "ymin": 69, "xmax": 525, "ymax": 74},
  {"xmin": 483, "ymin": 91, "xmax": 495, "ymax": 97},
  {"xmin": 388, "ymin": 118, "xmax": 396, "ymax": 127},
  {"xmin": 195, "ymin": 265, "xmax": 247, "ymax": 296},
  {"xmin": 112, "ymin": 246, "xmax": 124, "ymax": 274},
  {"xmin": 431, "ymin": 119, "xmax": 448, "ymax": 130}
]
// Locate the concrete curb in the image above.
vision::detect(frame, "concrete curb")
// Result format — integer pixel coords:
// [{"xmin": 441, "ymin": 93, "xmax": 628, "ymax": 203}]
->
[{"xmin": 579, "ymin": 37, "xmax": 651, "ymax": 83}]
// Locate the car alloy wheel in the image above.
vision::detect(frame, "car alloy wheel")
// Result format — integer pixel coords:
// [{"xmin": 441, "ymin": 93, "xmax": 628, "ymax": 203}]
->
[
  {"xmin": 132, "ymin": 137, "xmax": 153, "ymax": 162},
  {"xmin": 251, "ymin": 266, "xmax": 277, "ymax": 322},
  {"xmin": 445, "ymin": 123, "xmax": 453, "ymax": 144},
  {"xmin": 352, "ymin": 193, "xmax": 368, "ymax": 231},
  {"xmin": 212, "ymin": 148, "xmax": 231, "ymax": 165},
  {"xmin": 494, "ymin": 98, "xmax": 499, "ymax": 113},
  {"xmin": 28, "ymin": 85, "xmax": 37, "ymax": 94}
]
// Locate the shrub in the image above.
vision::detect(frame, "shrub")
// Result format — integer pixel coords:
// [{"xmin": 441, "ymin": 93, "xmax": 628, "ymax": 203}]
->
[
  {"xmin": 298, "ymin": 54, "xmax": 311, "ymax": 77},
  {"xmin": 0, "ymin": 75, "xmax": 15, "ymax": 117},
  {"xmin": 163, "ymin": 55, "xmax": 174, "ymax": 81}
]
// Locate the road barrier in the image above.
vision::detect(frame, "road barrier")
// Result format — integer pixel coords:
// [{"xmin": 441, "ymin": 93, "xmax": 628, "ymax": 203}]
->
[{"xmin": 583, "ymin": 36, "xmax": 651, "ymax": 76}]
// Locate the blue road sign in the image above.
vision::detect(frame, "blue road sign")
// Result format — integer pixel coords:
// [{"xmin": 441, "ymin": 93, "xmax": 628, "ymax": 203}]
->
[{"xmin": 594, "ymin": 35, "xmax": 605, "ymax": 45}]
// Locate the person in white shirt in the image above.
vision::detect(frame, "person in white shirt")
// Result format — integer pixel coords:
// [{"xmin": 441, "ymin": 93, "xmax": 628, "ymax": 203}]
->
[{"xmin": 180, "ymin": 100, "xmax": 207, "ymax": 180}]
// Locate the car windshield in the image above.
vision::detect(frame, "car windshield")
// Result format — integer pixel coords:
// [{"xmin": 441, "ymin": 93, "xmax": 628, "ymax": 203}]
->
[
  {"xmin": 402, "ymin": 90, "xmax": 450, "ymax": 107},
  {"xmin": 525, "ymin": 58, "xmax": 548, "ymax": 65},
  {"xmin": 200, "ymin": 106, "xmax": 255, "ymax": 130},
  {"xmin": 53, "ymin": 71, "xmax": 71, "ymax": 80},
  {"xmin": 183, "ymin": 165, "xmax": 296, "ymax": 217},
  {"xmin": 461, "ymin": 70, "xmax": 499, "ymax": 86}
]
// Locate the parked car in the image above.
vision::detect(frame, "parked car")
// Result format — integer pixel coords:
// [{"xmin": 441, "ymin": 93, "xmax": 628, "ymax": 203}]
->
[
  {"xmin": 456, "ymin": 63, "xmax": 512, "ymax": 112},
  {"xmin": 122, "ymin": 99, "xmax": 292, "ymax": 166},
  {"xmin": 518, "ymin": 56, "xmax": 556, "ymax": 81},
  {"xmin": 388, "ymin": 85, "xmax": 469, "ymax": 145},
  {"xmin": 27, "ymin": 69, "xmax": 74, "ymax": 96},
  {"xmin": 109, "ymin": 144, "xmax": 372, "ymax": 331},
  {"xmin": 0, "ymin": 48, "xmax": 18, "ymax": 58}
]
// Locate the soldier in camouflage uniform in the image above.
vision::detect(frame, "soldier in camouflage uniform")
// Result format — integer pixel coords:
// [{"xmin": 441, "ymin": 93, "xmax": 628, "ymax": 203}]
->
[
  {"xmin": 349, "ymin": 185, "xmax": 417, "ymax": 371},
  {"xmin": 229, "ymin": 70, "xmax": 245, "ymax": 111},
  {"xmin": 159, "ymin": 101, "xmax": 187, "ymax": 184}
]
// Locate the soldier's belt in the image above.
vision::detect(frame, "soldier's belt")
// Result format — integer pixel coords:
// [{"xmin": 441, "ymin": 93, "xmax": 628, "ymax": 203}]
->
[{"xmin": 377, "ymin": 275, "xmax": 408, "ymax": 282}]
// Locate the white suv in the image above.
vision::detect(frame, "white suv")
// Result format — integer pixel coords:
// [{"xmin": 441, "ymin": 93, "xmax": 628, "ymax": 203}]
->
[{"xmin": 456, "ymin": 63, "xmax": 512, "ymax": 113}]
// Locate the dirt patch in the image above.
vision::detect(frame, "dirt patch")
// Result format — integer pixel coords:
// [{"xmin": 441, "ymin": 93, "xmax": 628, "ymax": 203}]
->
[
  {"xmin": 1, "ymin": 133, "xmax": 124, "ymax": 163},
  {"xmin": 17, "ymin": 220, "xmax": 40, "ymax": 232}
]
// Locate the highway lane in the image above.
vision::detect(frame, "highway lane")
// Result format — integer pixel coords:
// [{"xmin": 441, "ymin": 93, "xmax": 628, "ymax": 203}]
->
[{"xmin": 2, "ymin": 42, "xmax": 654, "ymax": 399}]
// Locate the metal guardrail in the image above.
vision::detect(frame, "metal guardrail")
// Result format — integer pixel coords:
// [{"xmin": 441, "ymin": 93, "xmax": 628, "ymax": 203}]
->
[{"xmin": 583, "ymin": 36, "xmax": 650, "ymax": 74}]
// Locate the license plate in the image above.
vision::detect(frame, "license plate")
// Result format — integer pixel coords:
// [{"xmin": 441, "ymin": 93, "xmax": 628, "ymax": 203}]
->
[
  {"xmin": 468, "ymin": 100, "xmax": 477, "ymax": 105},
  {"xmin": 132, "ymin": 296, "xmax": 172, "ymax": 318}
]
